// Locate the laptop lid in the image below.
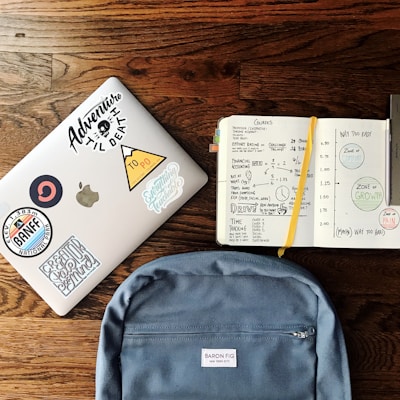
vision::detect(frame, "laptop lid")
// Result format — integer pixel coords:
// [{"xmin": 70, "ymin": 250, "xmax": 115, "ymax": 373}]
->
[{"xmin": 0, "ymin": 77, "xmax": 208, "ymax": 315}]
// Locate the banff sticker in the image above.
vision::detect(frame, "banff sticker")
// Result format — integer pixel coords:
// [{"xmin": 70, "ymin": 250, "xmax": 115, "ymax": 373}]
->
[
  {"xmin": 142, "ymin": 162, "xmax": 184, "ymax": 213},
  {"xmin": 2, "ymin": 208, "xmax": 52, "ymax": 257},
  {"xmin": 68, "ymin": 92, "xmax": 127, "ymax": 153}
]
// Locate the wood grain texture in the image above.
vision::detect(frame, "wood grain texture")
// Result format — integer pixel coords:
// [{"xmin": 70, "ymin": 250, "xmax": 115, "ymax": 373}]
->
[
  {"xmin": 0, "ymin": 0, "xmax": 398, "ymax": 26},
  {"xmin": 0, "ymin": 318, "xmax": 99, "ymax": 399},
  {"xmin": 0, "ymin": 0, "xmax": 400, "ymax": 398}
]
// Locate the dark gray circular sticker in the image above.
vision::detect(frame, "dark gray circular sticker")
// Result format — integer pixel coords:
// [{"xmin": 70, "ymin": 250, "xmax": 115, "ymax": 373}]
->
[{"xmin": 29, "ymin": 175, "xmax": 63, "ymax": 208}]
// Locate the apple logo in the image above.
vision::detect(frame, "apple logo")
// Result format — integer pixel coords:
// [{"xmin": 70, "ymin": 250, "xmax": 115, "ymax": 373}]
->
[{"xmin": 76, "ymin": 182, "xmax": 99, "ymax": 207}]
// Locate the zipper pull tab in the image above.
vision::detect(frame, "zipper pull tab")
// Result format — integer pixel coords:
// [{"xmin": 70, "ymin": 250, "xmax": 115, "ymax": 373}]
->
[{"xmin": 292, "ymin": 327, "xmax": 316, "ymax": 339}]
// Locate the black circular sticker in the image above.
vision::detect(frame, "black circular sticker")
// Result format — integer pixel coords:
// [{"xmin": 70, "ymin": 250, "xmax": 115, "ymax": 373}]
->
[
  {"xmin": 2, "ymin": 208, "xmax": 52, "ymax": 257},
  {"xmin": 29, "ymin": 175, "xmax": 63, "ymax": 208}
]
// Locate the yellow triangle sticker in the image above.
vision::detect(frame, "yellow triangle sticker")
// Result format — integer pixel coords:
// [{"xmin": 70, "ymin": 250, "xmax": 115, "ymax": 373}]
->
[{"xmin": 121, "ymin": 145, "xmax": 166, "ymax": 190}]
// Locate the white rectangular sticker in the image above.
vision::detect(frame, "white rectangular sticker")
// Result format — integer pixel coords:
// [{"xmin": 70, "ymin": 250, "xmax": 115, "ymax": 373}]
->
[{"xmin": 201, "ymin": 348, "xmax": 237, "ymax": 368}]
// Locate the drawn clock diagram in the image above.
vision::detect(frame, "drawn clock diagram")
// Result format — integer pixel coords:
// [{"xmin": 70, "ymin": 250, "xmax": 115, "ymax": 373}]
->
[{"xmin": 275, "ymin": 185, "xmax": 290, "ymax": 202}]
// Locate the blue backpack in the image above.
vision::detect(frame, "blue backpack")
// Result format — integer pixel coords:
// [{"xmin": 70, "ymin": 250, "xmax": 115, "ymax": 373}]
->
[{"xmin": 96, "ymin": 251, "xmax": 351, "ymax": 399}]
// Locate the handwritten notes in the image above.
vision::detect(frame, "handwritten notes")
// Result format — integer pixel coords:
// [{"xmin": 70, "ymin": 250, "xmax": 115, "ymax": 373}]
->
[
  {"xmin": 314, "ymin": 118, "xmax": 392, "ymax": 246},
  {"xmin": 217, "ymin": 115, "xmax": 399, "ymax": 249}
]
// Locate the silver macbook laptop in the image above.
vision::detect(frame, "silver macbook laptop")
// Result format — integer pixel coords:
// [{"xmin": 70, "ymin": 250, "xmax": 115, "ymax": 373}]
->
[{"xmin": 0, "ymin": 77, "xmax": 208, "ymax": 315}]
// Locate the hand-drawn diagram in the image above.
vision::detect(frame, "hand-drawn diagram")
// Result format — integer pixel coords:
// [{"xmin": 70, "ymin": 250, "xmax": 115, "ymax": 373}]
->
[
  {"xmin": 339, "ymin": 143, "xmax": 364, "ymax": 169},
  {"xmin": 351, "ymin": 176, "xmax": 384, "ymax": 212},
  {"xmin": 275, "ymin": 185, "xmax": 290, "ymax": 202},
  {"xmin": 379, "ymin": 208, "xmax": 400, "ymax": 230},
  {"xmin": 229, "ymin": 146, "xmax": 313, "ymax": 219},
  {"xmin": 329, "ymin": 124, "xmax": 391, "ymax": 242},
  {"xmin": 336, "ymin": 140, "xmax": 383, "ymax": 213},
  {"xmin": 222, "ymin": 116, "xmax": 396, "ymax": 247}
]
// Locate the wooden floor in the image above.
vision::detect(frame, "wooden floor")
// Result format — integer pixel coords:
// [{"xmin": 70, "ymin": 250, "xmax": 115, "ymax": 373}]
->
[{"xmin": 0, "ymin": 1, "xmax": 400, "ymax": 398}]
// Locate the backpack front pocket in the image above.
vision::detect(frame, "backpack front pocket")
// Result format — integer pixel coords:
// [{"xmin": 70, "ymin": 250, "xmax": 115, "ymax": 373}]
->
[{"xmin": 121, "ymin": 324, "xmax": 317, "ymax": 400}]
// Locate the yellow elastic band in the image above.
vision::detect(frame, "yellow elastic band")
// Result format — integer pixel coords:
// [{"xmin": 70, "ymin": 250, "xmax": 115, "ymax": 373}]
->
[{"xmin": 278, "ymin": 116, "xmax": 318, "ymax": 257}]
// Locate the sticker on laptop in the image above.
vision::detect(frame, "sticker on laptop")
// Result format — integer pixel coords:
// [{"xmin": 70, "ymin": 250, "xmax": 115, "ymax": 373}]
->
[
  {"xmin": 2, "ymin": 208, "xmax": 52, "ymax": 257},
  {"xmin": 122, "ymin": 145, "xmax": 166, "ymax": 190},
  {"xmin": 39, "ymin": 235, "xmax": 101, "ymax": 297},
  {"xmin": 142, "ymin": 162, "xmax": 184, "ymax": 213},
  {"xmin": 29, "ymin": 175, "xmax": 63, "ymax": 208},
  {"xmin": 68, "ymin": 92, "xmax": 127, "ymax": 154}
]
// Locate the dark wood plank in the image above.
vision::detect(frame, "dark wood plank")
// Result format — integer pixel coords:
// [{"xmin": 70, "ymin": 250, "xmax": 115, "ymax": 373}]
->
[
  {"xmin": 0, "ymin": 16, "xmax": 397, "ymax": 55},
  {"xmin": 52, "ymin": 54, "xmax": 240, "ymax": 98},
  {"xmin": 0, "ymin": 318, "xmax": 99, "ymax": 399},
  {"xmin": 0, "ymin": 0, "xmax": 398, "ymax": 27},
  {"xmin": 0, "ymin": 52, "xmax": 51, "ymax": 91},
  {"xmin": 240, "ymin": 65, "xmax": 397, "ymax": 119}
]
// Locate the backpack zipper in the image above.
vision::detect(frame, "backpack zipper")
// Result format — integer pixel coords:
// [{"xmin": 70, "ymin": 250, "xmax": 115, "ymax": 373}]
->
[
  {"xmin": 290, "ymin": 327, "xmax": 316, "ymax": 339},
  {"xmin": 126, "ymin": 326, "xmax": 316, "ymax": 339}
]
